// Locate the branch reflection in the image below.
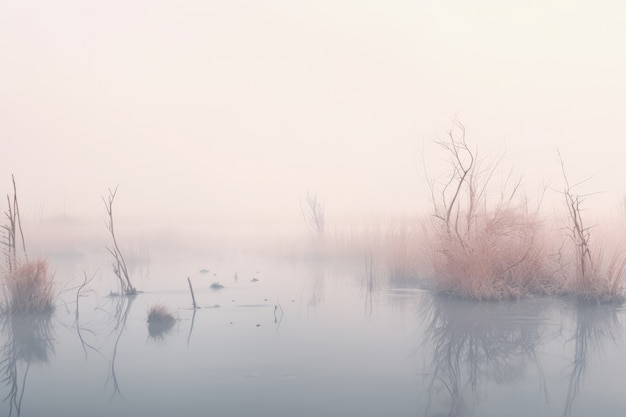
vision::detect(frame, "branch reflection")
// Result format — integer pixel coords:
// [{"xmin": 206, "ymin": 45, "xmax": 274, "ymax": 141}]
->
[
  {"xmin": 563, "ymin": 301, "xmax": 622, "ymax": 417},
  {"xmin": 420, "ymin": 294, "xmax": 548, "ymax": 417},
  {"xmin": 0, "ymin": 312, "xmax": 55, "ymax": 417},
  {"xmin": 106, "ymin": 294, "xmax": 135, "ymax": 399}
]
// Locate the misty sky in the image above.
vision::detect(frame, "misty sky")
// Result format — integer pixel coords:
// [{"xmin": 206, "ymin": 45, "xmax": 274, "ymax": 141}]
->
[{"xmin": 2, "ymin": 1, "xmax": 626, "ymax": 232}]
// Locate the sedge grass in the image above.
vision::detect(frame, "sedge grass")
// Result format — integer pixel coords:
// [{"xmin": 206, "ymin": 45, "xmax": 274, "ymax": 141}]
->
[{"xmin": 2, "ymin": 260, "xmax": 55, "ymax": 314}]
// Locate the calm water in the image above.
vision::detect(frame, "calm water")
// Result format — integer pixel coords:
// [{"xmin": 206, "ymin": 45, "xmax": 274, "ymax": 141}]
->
[{"xmin": 2, "ymin": 248, "xmax": 626, "ymax": 417}]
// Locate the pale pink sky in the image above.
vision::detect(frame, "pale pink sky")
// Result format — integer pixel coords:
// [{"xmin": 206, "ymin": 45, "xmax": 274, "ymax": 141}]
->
[{"xmin": 1, "ymin": 1, "xmax": 626, "ymax": 234}]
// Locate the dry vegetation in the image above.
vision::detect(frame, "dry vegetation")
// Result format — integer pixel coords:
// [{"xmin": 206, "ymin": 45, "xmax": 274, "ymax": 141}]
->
[
  {"xmin": 103, "ymin": 186, "xmax": 136, "ymax": 295},
  {"xmin": 1, "ymin": 176, "xmax": 55, "ymax": 314},
  {"xmin": 422, "ymin": 122, "xmax": 552, "ymax": 300},
  {"xmin": 2, "ymin": 261, "xmax": 55, "ymax": 314},
  {"xmin": 554, "ymin": 153, "xmax": 626, "ymax": 302},
  {"xmin": 300, "ymin": 192, "xmax": 325, "ymax": 240},
  {"xmin": 418, "ymin": 122, "xmax": 626, "ymax": 301}
]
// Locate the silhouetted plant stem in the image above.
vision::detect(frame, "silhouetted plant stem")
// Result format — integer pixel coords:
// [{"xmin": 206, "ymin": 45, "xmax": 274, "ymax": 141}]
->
[
  {"xmin": 102, "ymin": 186, "xmax": 136, "ymax": 295},
  {"xmin": 2, "ymin": 175, "xmax": 27, "ymax": 273},
  {"xmin": 187, "ymin": 277, "xmax": 197, "ymax": 309}
]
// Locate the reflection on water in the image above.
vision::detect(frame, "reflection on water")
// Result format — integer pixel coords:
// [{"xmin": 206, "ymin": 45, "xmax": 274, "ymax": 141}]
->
[
  {"xmin": 107, "ymin": 295, "xmax": 135, "ymax": 399},
  {"xmin": 0, "ymin": 312, "xmax": 54, "ymax": 417},
  {"xmin": 416, "ymin": 293, "xmax": 626, "ymax": 417},
  {"xmin": 419, "ymin": 295, "xmax": 549, "ymax": 417},
  {"xmin": 74, "ymin": 272, "xmax": 102, "ymax": 359},
  {"xmin": 563, "ymin": 301, "xmax": 622, "ymax": 417},
  {"xmin": 4, "ymin": 251, "xmax": 626, "ymax": 416}
]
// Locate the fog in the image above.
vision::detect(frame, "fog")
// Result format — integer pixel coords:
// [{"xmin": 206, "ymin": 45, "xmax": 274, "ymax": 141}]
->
[{"xmin": 2, "ymin": 1, "xmax": 626, "ymax": 244}]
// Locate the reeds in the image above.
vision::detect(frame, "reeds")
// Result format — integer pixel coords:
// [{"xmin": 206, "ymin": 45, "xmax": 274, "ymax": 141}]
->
[
  {"xmin": 2, "ymin": 260, "xmax": 55, "ymax": 314},
  {"xmin": 1, "ymin": 176, "xmax": 56, "ymax": 314},
  {"xmin": 425, "ymin": 207, "xmax": 551, "ymax": 300}
]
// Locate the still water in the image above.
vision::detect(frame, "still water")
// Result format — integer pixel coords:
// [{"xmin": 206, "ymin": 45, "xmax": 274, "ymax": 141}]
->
[{"xmin": 2, "ymin": 248, "xmax": 626, "ymax": 417}]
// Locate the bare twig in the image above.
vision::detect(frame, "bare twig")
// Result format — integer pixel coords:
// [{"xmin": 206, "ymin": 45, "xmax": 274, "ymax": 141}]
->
[
  {"xmin": 300, "ymin": 193, "xmax": 325, "ymax": 238},
  {"xmin": 102, "ymin": 186, "xmax": 136, "ymax": 295},
  {"xmin": 187, "ymin": 277, "xmax": 197, "ymax": 309},
  {"xmin": 2, "ymin": 175, "xmax": 27, "ymax": 273}
]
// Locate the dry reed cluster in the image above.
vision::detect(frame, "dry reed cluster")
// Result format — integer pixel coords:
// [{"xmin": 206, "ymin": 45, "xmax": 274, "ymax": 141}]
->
[
  {"xmin": 425, "ymin": 207, "xmax": 552, "ymax": 300},
  {"xmin": 1, "ymin": 176, "xmax": 56, "ymax": 314},
  {"xmin": 2, "ymin": 260, "xmax": 55, "ymax": 314}
]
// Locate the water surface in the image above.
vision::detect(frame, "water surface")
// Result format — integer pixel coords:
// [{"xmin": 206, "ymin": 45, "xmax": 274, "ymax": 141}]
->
[{"xmin": 2, "ymin": 249, "xmax": 626, "ymax": 417}]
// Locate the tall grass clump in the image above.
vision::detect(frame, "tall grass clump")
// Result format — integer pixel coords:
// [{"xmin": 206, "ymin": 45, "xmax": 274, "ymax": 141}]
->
[
  {"xmin": 3, "ymin": 260, "xmax": 54, "ymax": 314},
  {"xmin": 423, "ymin": 122, "xmax": 551, "ymax": 300},
  {"xmin": 1, "ymin": 176, "xmax": 55, "ymax": 314}
]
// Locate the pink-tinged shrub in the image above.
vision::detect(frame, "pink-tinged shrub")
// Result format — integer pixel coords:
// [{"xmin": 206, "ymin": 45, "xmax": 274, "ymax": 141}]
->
[
  {"xmin": 421, "ymin": 125, "xmax": 626, "ymax": 301},
  {"xmin": 422, "ymin": 122, "xmax": 552, "ymax": 300},
  {"xmin": 425, "ymin": 206, "xmax": 552, "ymax": 300}
]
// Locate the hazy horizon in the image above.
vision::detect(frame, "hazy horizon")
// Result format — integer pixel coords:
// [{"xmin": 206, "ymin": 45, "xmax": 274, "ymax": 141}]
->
[{"xmin": 2, "ymin": 1, "xmax": 626, "ymax": 242}]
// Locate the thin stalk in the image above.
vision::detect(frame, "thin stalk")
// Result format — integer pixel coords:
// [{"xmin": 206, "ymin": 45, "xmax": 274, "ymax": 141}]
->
[{"xmin": 187, "ymin": 277, "xmax": 197, "ymax": 309}]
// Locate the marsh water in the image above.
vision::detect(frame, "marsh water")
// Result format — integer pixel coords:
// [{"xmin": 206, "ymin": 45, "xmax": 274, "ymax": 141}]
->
[{"xmin": 3, "ymin": 245, "xmax": 626, "ymax": 417}]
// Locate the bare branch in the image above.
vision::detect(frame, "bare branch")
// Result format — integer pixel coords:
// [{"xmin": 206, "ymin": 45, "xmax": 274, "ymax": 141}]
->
[{"xmin": 103, "ymin": 186, "xmax": 136, "ymax": 295}]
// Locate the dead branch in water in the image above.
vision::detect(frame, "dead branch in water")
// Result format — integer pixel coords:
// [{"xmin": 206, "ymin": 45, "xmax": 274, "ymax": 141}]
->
[
  {"xmin": 187, "ymin": 277, "xmax": 197, "ymax": 309},
  {"xmin": 102, "ymin": 186, "xmax": 136, "ymax": 295}
]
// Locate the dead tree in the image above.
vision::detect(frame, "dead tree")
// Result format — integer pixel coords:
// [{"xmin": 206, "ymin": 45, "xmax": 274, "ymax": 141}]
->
[
  {"xmin": 558, "ymin": 152, "xmax": 594, "ymax": 286},
  {"xmin": 300, "ymin": 192, "xmax": 325, "ymax": 239},
  {"xmin": 102, "ymin": 186, "xmax": 136, "ymax": 295}
]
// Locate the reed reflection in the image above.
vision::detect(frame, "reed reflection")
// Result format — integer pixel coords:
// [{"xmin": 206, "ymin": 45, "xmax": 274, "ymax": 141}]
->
[
  {"xmin": 419, "ymin": 295, "xmax": 549, "ymax": 417},
  {"xmin": 563, "ymin": 301, "xmax": 622, "ymax": 417},
  {"xmin": 0, "ymin": 312, "xmax": 55, "ymax": 417}
]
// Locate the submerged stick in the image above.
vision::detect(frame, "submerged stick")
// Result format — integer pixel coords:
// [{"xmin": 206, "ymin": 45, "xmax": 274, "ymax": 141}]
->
[{"xmin": 187, "ymin": 277, "xmax": 197, "ymax": 309}]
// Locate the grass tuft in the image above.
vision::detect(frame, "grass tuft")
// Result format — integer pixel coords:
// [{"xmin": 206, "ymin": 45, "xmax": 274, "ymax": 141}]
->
[
  {"xmin": 2, "ymin": 259, "xmax": 55, "ymax": 314},
  {"xmin": 147, "ymin": 304, "xmax": 176, "ymax": 338}
]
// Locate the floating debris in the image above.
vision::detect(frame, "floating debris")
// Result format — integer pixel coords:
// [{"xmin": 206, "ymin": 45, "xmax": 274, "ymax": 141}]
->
[
  {"xmin": 251, "ymin": 278, "xmax": 259, "ymax": 282},
  {"xmin": 199, "ymin": 269, "xmax": 209, "ymax": 274},
  {"xmin": 210, "ymin": 282, "xmax": 225, "ymax": 289}
]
